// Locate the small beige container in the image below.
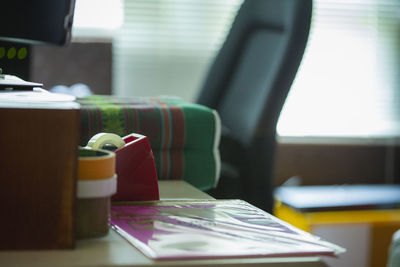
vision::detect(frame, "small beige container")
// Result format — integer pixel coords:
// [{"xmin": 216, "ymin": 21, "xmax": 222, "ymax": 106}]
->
[{"xmin": 76, "ymin": 148, "xmax": 116, "ymax": 239}]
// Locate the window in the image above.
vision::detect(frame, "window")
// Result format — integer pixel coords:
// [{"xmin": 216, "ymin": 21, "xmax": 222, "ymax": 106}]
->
[
  {"xmin": 277, "ymin": 0, "xmax": 400, "ymax": 138},
  {"xmin": 111, "ymin": 0, "xmax": 241, "ymax": 101},
  {"xmin": 73, "ymin": 0, "xmax": 400, "ymax": 139},
  {"xmin": 72, "ymin": 0, "xmax": 123, "ymax": 39}
]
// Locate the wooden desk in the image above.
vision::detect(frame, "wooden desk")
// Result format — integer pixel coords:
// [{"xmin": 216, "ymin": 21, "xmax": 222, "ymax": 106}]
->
[{"xmin": 0, "ymin": 181, "xmax": 328, "ymax": 267}]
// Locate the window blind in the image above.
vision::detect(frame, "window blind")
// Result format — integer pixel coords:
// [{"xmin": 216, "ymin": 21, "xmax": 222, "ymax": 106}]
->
[
  {"xmin": 73, "ymin": 0, "xmax": 400, "ymax": 138},
  {"xmin": 277, "ymin": 0, "xmax": 400, "ymax": 138},
  {"xmin": 112, "ymin": 0, "xmax": 242, "ymax": 101},
  {"xmin": 72, "ymin": 0, "xmax": 123, "ymax": 38}
]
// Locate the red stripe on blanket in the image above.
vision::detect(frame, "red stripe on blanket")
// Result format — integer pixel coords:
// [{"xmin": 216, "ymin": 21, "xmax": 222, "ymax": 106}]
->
[
  {"xmin": 96, "ymin": 106, "xmax": 103, "ymax": 133},
  {"xmin": 160, "ymin": 105, "xmax": 171, "ymax": 179},
  {"xmin": 169, "ymin": 106, "xmax": 185, "ymax": 180}
]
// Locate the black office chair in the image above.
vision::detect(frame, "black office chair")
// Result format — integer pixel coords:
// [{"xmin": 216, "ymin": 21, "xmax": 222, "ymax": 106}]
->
[{"xmin": 197, "ymin": 0, "xmax": 312, "ymax": 213}]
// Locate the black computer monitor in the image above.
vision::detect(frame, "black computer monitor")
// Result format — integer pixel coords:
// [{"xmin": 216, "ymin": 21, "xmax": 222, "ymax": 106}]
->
[
  {"xmin": 0, "ymin": 0, "xmax": 76, "ymax": 80},
  {"xmin": 0, "ymin": 0, "xmax": 75, "ymax": 45}
]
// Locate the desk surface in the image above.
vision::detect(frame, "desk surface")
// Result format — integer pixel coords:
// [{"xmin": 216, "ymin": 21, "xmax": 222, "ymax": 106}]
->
[{"xmin": 0, "ymin": 181, "xmax": 328, "ymax": 267}]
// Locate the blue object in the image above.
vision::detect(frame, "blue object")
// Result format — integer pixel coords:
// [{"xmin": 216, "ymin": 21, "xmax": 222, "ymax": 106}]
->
[{"xmin": 275, "ymin": 185, "xmax": 400, "ymax": 212}]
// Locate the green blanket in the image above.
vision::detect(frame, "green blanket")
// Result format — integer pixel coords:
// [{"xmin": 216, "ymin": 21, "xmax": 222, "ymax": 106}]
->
[{"xmin": 77, "ymin": 95, "xmax": 220, "ymax": 190}]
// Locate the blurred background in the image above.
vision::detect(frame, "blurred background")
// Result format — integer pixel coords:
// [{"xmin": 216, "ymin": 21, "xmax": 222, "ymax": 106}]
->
[
  {"xmin": 29, "ymin": 0, "xmax": 400, "ymax": 187},
  {"xmin": 33, "ymin": 0, "xmax": 400, "ymax": 138},
  {"xmin": 5, "ymin": 1, "xmax": 396, "ymax": 265}
]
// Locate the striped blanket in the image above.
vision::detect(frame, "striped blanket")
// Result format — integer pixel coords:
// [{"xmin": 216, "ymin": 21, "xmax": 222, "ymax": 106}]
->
[{"xmin": 77, "ymin": 95, "xmax": 220, "ymax": 190}]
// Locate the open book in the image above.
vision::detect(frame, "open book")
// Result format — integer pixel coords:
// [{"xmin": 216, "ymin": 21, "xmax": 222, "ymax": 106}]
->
[{"xmin": 110, "ymin": 199, "xmax": 344, "ymax": 260}]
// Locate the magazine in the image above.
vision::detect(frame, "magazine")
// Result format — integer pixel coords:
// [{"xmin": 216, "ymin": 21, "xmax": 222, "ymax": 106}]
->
[{"xmin": 110, "ymin": 199, "xmax": 344, "ymax": 260}]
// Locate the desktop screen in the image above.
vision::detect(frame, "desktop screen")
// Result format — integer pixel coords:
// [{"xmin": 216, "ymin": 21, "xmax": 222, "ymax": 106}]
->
[
  {"xmin": 0, "ymin": 0, "xmax": 75, "ymax": 45},
  {"xmin": 0, "ymin": 0, "xmax": 76, "ymax": 80}
]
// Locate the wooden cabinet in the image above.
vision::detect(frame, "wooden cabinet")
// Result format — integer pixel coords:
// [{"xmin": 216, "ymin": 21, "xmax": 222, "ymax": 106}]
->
[{"xmin": 0, "ymin": 103, "xmax": 80, "ymax": 249}]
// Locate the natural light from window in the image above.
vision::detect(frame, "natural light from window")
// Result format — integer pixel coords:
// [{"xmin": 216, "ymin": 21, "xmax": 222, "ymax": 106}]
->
[
  {"xmin": 72, "ymin": 0, "xmax": 400, "ymax": 139},
  {"xmin": 277, "ymin": 0, "xmax": 400, "ymax": 138},
  {"xmin": 72, "ymin": 0, "xmax": 123, "ymax": 38}
]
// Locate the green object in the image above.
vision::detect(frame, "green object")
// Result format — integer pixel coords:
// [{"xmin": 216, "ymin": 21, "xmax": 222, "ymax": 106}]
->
[
  {"xmin": 0, "ymin": 47, "xmax": 5, "ymax": 59},
  {"xmin": 17, "ymin": 47, "xmax": 28, "ymax": 60},
  {"xmin": 77, "ymin": 95, "xmax": 220, "ymax": 191},
  {"xmin": 7, "ymin": 47, "xmax": 16, "ymax": 59},
  {"xmin": 78, "ymin": 146, "xmax": 110, "ymax": 157}
]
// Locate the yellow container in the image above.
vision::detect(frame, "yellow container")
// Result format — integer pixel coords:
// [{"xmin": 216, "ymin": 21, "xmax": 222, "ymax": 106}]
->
[{"xmin": 274, "ymin": 197, "xmax": 400, "ymax": 267}]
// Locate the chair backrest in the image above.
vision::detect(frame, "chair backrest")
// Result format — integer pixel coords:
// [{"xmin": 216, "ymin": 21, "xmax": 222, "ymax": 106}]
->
[
  {"xmin": 197, "ymin": 0, "xmax": 312, "ymax": 212},
  {"xmin": 198, "ymin": 0, "xmax": 312, "ymax": 144}
]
